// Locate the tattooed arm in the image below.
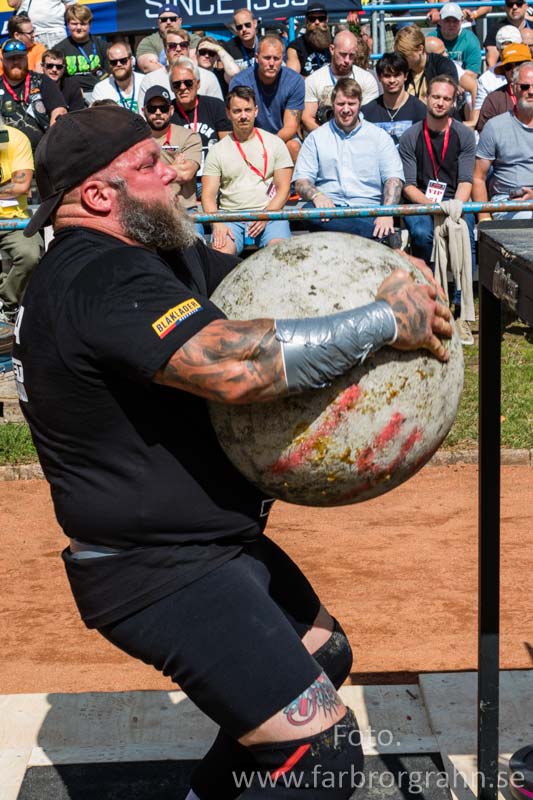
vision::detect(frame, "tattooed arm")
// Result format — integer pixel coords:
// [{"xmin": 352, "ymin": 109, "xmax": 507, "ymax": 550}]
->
[
  {"xmin": 0, "ymin": 169, "xmax": 33, "ymax": 199},
  {"xmin": 373, "ymin": 176, "xmax": 403, "ymax": 239},
  {"xmin": 294, "ymin": 178, "xmax": 335, "ymax": 208}
]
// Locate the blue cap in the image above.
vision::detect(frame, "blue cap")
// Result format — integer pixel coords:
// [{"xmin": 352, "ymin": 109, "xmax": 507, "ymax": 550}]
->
[
  {"xmin": 158, "ymin": 5, "xmax": 182, "ymax": 17},
  {"xmin": 2, "ymin": 39, "xmax": 28, "ymax": 57}
]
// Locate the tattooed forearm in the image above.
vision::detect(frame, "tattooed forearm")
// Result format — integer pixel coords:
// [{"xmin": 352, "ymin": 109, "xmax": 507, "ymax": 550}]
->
[
  {"xmin": 0, "ymin": 170, "xmax": 31, "ymax": 196},
  {"xmin": 283, "ymin": 673, "xmax": 342, "ymax": 726},
  {"xmin": 153, "ymin": 318, "xmax": 288, "ymax": 403},
  {"xmin": 294, "ymin": 178, "xmax": 318, "ymax": 201},
  {"xmin": 288, "ymin": 108, "xmax": 302, "ymax": 122},
  {"xmin": 382, "ymin": 177, "xmax": 403, "ymax": 207}
]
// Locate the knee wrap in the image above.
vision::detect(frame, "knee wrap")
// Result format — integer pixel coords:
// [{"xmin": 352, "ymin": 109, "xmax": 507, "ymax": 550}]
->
[
  {"xmin": 313, "ymin": 618, "xmax": 353, "ymax": 689},
  {"xmin": 240, "ymin": 709, "xmax": 364, "ymax": 798}
]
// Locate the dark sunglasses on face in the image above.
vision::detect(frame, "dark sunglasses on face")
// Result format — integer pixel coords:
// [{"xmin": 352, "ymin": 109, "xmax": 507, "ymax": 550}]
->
[
  {"xmin": 160, "ymin": 15, "xmax": 179, "ymax": 22},
  {"xmin": 307, "ymin": 14, "xmax": 327, "ymax": 21},
  {"xmin": 236, "ymin": 21, "xmax": 253, "ymax": 30},
  {"xmin": 44, "ymin": 62, "xmax": 64, "ymax": 70},
  {"xmin": 172, "ymin": 79, "xmax": 194, "ymax": 89},
  {"xmin": 198, "ymin": 48, "xmax": 217, "ymax": 57},
  {"xmin": 505, "ymin": 1, "xmax": 525, "ymax": 6},
  {"xmin": 109, "ymin": 56, "xmax": 130, "ymax": 66},
  {"xmin": 146, "ymin": 103, "xmax": 171, "ymax": 113},
  {"xmin": 167, "ymin": 41, "xmax": 188, "ymax": 50},
  {"xmin": 519, "ymin": 83, "xmax": 533, "ymax": 90}
]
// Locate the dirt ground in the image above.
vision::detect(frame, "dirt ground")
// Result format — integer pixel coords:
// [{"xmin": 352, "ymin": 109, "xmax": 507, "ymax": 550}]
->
[{"xmin": 1, "ymin": 464, "xmax": 532, "ymax": 695}]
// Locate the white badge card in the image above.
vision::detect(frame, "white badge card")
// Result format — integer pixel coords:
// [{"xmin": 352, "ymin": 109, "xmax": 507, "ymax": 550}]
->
[{"xmin": 425, "ymin": 180, "xmax": 447, "ymax": 203}]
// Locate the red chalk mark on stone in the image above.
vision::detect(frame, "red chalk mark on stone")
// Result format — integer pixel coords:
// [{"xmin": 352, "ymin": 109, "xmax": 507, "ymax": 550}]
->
[
  {"xmin": 270, "ymin": 384, "xmax": 361, "ymax": 475},
  {"xmin": 357, "ymin": 412, "xmax": 404, "ymax": 473}
]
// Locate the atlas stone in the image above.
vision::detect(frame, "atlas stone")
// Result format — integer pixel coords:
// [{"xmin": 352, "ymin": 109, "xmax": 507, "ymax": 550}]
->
[{"xmin": 209, "ymin": 233, "xmax": 464, "ymax": 506}]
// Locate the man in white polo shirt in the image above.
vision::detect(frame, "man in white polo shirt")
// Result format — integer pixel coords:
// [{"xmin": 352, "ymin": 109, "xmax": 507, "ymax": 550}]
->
[{"xmin": 91, "ymin": 42, "xmax": 143, "ymax": 112}]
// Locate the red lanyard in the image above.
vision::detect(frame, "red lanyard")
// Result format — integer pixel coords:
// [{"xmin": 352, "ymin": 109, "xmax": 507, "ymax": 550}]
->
[
  {"xmin": 2, "ymin": 73, "xmax": 30, "ymax": 105},
  {"xmin": 507, "ymin": 84, "xmax": 517, "ymax": 108},
  {"xmin": 175, "ymin": 99, "xmax": 198, "ymax": 132},
  {"xmin": 423, "ymin": 119, "xmax": 451, "ymax": 181},
  {"xmin": 165, "ymin": 126, "xmax": 171, "ymax": 145},
  {"xmin": 232, "ymin": 128, "xmax": 268, "ymax": 181}
]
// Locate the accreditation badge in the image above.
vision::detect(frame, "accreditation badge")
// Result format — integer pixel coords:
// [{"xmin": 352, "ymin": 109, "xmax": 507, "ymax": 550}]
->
[{"xmin": 425, "ymin": 180, "xmax": 447, "ymax": 203}]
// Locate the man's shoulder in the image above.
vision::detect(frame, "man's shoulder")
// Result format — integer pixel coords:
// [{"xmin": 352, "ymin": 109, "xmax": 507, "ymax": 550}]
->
[
  {"xmin": 287, "ymin": 35, "xmax": 306, "ymax": 52},
  {"xmin": 280, "ymin": 65, "xmax": 304, "ymax": 88},
  {"xmin": 197, "ymin": 93, "xmax": 226, "ymax": 111},
  {"xmin": 398, "ymin": 120, "xmax": 424, "ymax": 146},
  {"xmin": 450, "ymin": 118, "xmax": 476, "ymax": 145},
  {"xmin": 481, "ymin": 110, "xmax": 513, "ymax": 135}
]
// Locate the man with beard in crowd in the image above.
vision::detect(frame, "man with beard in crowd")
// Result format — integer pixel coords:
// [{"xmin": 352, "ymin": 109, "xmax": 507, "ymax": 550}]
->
[
  {"xmin": 14, "ymin": 103, "xmax": 451, "ymax": 800},
  {"xmin": 91, "ymin": 42, "xmax": 143, "ymax": 113},
  {"xmin": 286, "ymin": 3, "xmax": 332, "ymax": 76}
]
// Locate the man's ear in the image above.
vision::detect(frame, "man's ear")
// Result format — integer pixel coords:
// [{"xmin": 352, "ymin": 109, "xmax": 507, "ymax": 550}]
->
[{"xmin": 80, "ymin": 179, "xmax": 115, "ymax": 213}]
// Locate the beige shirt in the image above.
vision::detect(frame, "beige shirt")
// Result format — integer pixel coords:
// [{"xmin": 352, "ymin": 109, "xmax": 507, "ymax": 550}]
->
[
  {"xmin": 304, "ymin": 64, "xmax": 380, "ymax": 108},
  {"xmin": 154, "ymin": 124, "xmax": 202, "ymax": 210},
  {"xmin": 203, "ymin": 128, "xmax": 293, "ymax": 212}
]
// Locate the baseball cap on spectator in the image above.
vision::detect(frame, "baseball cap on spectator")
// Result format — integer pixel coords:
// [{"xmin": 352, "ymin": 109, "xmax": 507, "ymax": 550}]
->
[
  {"xmin": 494, "ymin": 42, "xmax": 532, "ymax": 74},
  {"xmin": 495, "ymin": 25, "xmax": 522, "ymax": 50},
  {"xmin": 144, "ymin": 85, "xmax": 172, "ymax": 105},
  {"xmin": 24, "ymin": 106, "xmax": 151, "ymax": 237},
  {"xmin": 306, "ymin": 3, "xmax": 328, "ymax": 15},
  {"xmin": 2, "ymin": 39, "xmax": 27, "ymax": 57},
  {"xmin": 440, "ymin": 3, "xmax": 463, "ymax": 20},
  {"xmin": 159, "ymin": 5, "xmax": 181, "ymax": 17}
]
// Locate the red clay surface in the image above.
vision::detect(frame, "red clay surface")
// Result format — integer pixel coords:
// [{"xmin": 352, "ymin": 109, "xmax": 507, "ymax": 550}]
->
[{"xmin": 1, "ymin": 464, "xmax": 532, "ymax": 695}]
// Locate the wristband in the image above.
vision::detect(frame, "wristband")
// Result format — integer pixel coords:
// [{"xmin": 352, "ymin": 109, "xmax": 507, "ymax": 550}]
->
[
  {"xmin": 310, "ymin": 191, "xmax": 322, "ymax": 201},
  {"xmin": 275, "ymin": 300, "xmax": 398, "ymax": 394}
]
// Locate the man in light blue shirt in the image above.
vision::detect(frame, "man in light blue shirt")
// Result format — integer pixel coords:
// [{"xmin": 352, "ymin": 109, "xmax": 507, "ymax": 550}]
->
[{"xmin": 293, "ymin": 76, "xmax": 404, "ymax": 241}]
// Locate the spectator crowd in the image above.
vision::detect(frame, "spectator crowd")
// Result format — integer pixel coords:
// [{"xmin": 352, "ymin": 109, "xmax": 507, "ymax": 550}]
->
[{"xmin": 0, "ymin": 0, "xmax": 532, "ymax": 348}]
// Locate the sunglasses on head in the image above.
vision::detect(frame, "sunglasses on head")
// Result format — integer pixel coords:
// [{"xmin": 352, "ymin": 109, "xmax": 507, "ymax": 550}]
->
[
  {"xmin": 167, "ymin": 41, "xmax": 188, "ymax": 50},
  {"xmin": 160, "ymin": 15, "xmax": 179, "ymax": 22},
  {"xmin": 109, "ymin": 56, "xmax": 130, "ymax": 66},
  {"xmin": 236, "ymin": 21, "xmax": 253, "ymax": 30},
  {"xmin": 519, "ymin": 82, "xmax": 533, "ymax": 90},
  {"xmin": 2, "ymin": 40, "xmax": 27, "ymax": 55},
  {"xmin": 172, "ymin": 79, "xmax": 194, "ymax": 89},
  {"xmin": 307, "ymin": 14, "xmax": 327, "ymax": 21},
  {"xmin": 44, "ymin": 61, "xmax": 64, "ymax": 70},
  {"xmin": 146, "ymin": 103, "xmax": 171, "ymax": 113},
  {"xmin": 198, "ymin": 48, "xmax": 217, "ymax": 57}
]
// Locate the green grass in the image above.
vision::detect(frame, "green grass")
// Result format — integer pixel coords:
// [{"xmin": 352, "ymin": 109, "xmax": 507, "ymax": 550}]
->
[{"xmin": 0, "ymin": 317, "xmax": 531, "ymax": 465}]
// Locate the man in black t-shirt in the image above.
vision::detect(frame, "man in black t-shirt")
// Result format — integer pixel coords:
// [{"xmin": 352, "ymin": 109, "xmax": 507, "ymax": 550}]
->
[
  {"xmin": 361, "ymin": 52, "xmax": 426, "ymax": 147},
  {"xmin": 483, "ymin": 0, "xmax": 532, "ymax": 68},
  {"xmin": 222, "ymin": 8, "xmax": 259, "ymax": 71},
  {"xmin": 286, "ymin": 2, "xmax": 332, "ymax": 76},
  {"xmin": 14, "ymin": 106, "xmax": 451, "ymax": 800},
  {"xmin": 0, "ymin": 39, "xmax": 66, "ymax": 151},
  {"xmin": 40, "ymin": 48, "xmax": 85, "ymax": 112}
]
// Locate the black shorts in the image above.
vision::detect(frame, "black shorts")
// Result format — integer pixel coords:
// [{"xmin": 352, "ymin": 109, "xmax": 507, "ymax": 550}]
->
[{"xmin": 98, "ymin": 535, "xmax": 322, "ymax": 739}]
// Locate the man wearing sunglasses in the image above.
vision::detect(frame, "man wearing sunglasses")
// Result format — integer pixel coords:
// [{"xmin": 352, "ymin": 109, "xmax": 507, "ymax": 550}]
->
[
  {"xmin": 474, "ymin": 61, "xmax": 533, "ymax": 220},
  {"xmin": 195, "ymin": 35, "xmax": 240, "ymax": 95},
  {"xmin": 40, "ymin": 48, "xmax": 84, "ymax": 111},
  {"xmin": 484, "ymin": 0, "xmax": 532, "ymax": 68},
  {"xmin": 476, "ymin": 42, "xmax": 532, "ymax": 132},
  {"xmin": 139, "ymin": 28, "xmax": 223, "ymax": 112},
  {"xmin": 286, "ymin": 2, "xmax": 332, "ymax": 77},
  {"xmin": 0, "ymin": 39, "xmax": 66, "ymax": 151},
  {"xmin": 136, "ymin": 4, "xmax": 183, "ymax": 74},
  {"xmin": 1, "ymin": 15, "xmax": 46, "ymax": 75},
  {"xmin": 92, "ymin": 42, "xmax": 143, "ymax": 113},
  {"xmin": 6, "ymin": 0, "xmax": 76, "ymax": 50},
  {"xmin": 222, "ymin": 8, "xmax": 259, "ymax": 71}
]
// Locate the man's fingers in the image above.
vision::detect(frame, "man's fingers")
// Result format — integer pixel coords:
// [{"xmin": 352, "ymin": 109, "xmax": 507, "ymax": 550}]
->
[{"xmin": 427, "ymin": 334, "xmax": 450, "ymax": 362}]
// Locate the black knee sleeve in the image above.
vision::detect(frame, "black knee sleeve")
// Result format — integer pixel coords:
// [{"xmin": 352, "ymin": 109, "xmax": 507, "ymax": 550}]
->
[
  {"xmin": 312, "ymin": 618, "xmax": 353, "ymax": 689},
  {"xmin": 237, "ymin": 709, "xmax": 364, "ymax": 798}
]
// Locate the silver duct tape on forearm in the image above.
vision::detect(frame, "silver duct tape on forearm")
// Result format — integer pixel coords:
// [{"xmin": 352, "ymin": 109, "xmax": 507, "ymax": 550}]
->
[{"xmin": 275, "ymin": 301, "xmax": 398, "ymax": 394}]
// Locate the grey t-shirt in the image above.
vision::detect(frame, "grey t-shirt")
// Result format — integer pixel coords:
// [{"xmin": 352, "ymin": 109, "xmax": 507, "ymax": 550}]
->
[{"xmin": 476, "ymin": 111, "xmax": 533, "ymax": 198}]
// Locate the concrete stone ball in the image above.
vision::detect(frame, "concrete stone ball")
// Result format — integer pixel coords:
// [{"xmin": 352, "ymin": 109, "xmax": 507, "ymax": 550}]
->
[{"xmin": 208, "ymin": 232, "xmax": 464, "ymax": 507}]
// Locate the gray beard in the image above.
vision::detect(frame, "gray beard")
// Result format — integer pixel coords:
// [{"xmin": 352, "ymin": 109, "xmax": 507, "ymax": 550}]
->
[{"xmin": 115, "ymin": 184, "xmax": 198, "ymax": 251}]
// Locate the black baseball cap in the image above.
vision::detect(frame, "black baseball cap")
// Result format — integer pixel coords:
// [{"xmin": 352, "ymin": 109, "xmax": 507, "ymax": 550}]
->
[
  {"xmin": 24, "ymin": 105, "xmax": 151, "ymax": 237},
  {"xmin": 144, "ymin": 85, "xmax": 172, "ymax": 105},
  {"xmin": 2, "ymin": 39, "xmax": 27, "ymax": 57},
  {"xmin": 306, "ymin": 3, "xmax": 328, "ymax": 15},
  {"xmin": 158, "ymin": 5, "xmax": 182, "ymax": 17}
]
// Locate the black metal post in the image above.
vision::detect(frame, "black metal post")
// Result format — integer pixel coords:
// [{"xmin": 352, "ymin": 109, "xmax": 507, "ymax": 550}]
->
[{"xmin": 477, "ymin": 282, "xmax": 501, "ymax": 800}]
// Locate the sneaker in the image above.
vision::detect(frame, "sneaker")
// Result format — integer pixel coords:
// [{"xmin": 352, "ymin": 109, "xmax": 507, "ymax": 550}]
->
[{"xmin": 456, "ymin": 318, "xmax": 474, "ymax": 346}]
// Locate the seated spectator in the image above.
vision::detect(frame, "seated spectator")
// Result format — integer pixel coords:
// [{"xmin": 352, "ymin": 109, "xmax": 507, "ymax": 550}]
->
[
  {"xmin": 398, "ymin": 74, "xmax": 476, "ymax": 344},
  {"xmin": 523, "ymin": 27, "xmax": 533, "ymax": 57},
  {"xmin": 436, "ymin": 3, "xmax": 482, "ymax": 76},
  {"xmin": 286, "ymin": 3, "xmax": 332, "ymax": 76},
  {"xmin": 0, "ymin": 39, "xmax": 66, "ymax": 151},
  {"xmin": 0, "ymin": 15, "xmax": 46, "ymax": 74},
  {"xmin": 222, "ymin": 8, "xmax": 259, "ymax": 71},
  {"xmin": 229, "ymin": 35, "xmax": 305, "ymax": 163},
  {"xmin": 139, "ymin": 28, "xmax": 223, "ymax": 110},
  {"xmin": 91, "ymin": 42, "xmax": 143, "ymax": 113},
  {"xmin": 169, "ymin": 57, "xmax": 231, "ymax": 176},
  {"xmin": 302, "ymin": 30, "xmax": 379, "ymax": 133},
  {"xmin": 361, "ymin": 53, "xmax": 426, "ymax": 147},
  {"xmin": 136, "ymin": 5, "xmax": 183, "ymax": 74},
  {"xmin": 294, "ymin": 77, "xmax": 404, "ymax": 243},
  {"xmin": 142, "ymin": 85, "xmax": 203, "ymax": 230},
  {"xmin": 0, "ymin": 121, "xmax": 43, "ymax": 324},
  {"xmin": 194, "ymin": 36, "xmax": 240, "ymax": 96},
  {"xmin": 425, "ymin": 34, "xmax": 478, "ymax": 120},
  {"xmin": 484, "ymin": 0, "xmax": 532, "ymax": 68},
  {"xmin": 6, "ymin": 0, "xmax": 74, "ymax": 49},
  {"xmin": 202, "ymin": 86, "xmax": 293, "ymax": 255},
  {"xmin": 56, "ymin": 4, "xmax": 109, "ymax": 99},
  {"xmin": 395, "ymin": 25, "xmax": 458, "ymax": 103},
  {"xmin": 473, "ymin": 62, "xmax": 533, "ymax": 220},
  {"xmin": 476, "ymin": 43, "xmax": 532, "ymax": 132},
  {"xmin": 41, "ymin": 48, "xmax": 84, "ymax": 111},
  {"xmin": 426, "ymin": 0, "xmax": 492, "ymax": 28},
  {"xmin": 473, "ymin": 25, "xmax": 522, "ymax": 119}
]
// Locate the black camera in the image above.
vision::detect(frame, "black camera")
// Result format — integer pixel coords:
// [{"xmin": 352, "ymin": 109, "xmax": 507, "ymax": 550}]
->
[{"xmin": 315, "ymin": 104, "xmax": 334, "ymax": 126}]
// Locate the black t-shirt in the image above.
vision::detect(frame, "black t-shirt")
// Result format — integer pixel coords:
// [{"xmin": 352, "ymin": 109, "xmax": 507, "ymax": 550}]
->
[
  {"xmin": 59, "ymin": 74, "xmax": 85, "ymax": 111},
  {"xmin": 222, "ymin": 35, "xmax": 257, "ymax": 70},
  {"xmin": 13, "ymin": 229, "xmax": 271, "ymax": 628},
  {"xmin": 286, "ymin": 36, "xmax": 331, "ymax": 76},
  {"xmin": 361, "ymin": 94, "xmax": 426, "ymax": 147},
  {"xmin": 171, "ymin": 95, "xmax": 232, "ymax": 169},
  {"xmin": 414, "ymin": 126, "xmax": 463, "ymax": 199},
  {"xmin": 0, "ymin": 71, "xmax": 65, "ymax": 150},
  {"xmin": 56, "ymin": 34, "xmax": 109, "ymax": 91},
  {"xmin": 405, "ymin": 52, "xmax": 458, "ymax": 98}
]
